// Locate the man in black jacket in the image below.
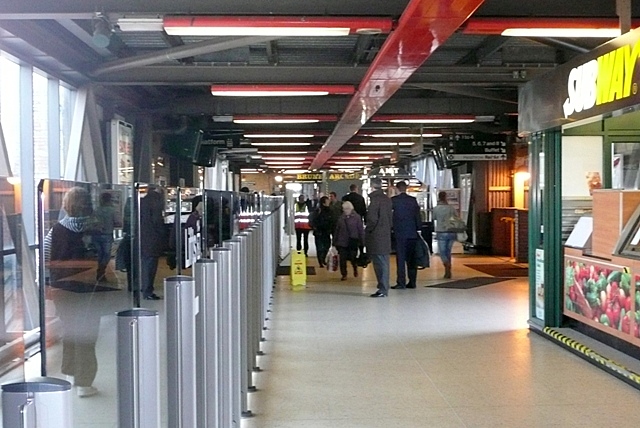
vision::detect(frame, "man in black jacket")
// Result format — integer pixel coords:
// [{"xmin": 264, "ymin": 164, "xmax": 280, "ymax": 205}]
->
[{"xmin": 342, "ymin": 184, "xmax": 367, "ymax": 220}]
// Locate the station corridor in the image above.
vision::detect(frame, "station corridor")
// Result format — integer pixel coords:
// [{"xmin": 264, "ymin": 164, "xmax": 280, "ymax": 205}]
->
[{"xmin": 243, "ymin": 255, "xmax": 640, "ymax": 428}]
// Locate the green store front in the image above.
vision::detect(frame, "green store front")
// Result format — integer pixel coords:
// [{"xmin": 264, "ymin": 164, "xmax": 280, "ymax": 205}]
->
[{"xmin": 524, "ymin": 27, "xmax": 640, "ymax": 387}]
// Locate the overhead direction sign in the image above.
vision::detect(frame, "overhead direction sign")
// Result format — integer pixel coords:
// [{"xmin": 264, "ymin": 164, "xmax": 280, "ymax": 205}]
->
[{"xmin": 443, "ymin": 133, "xmax": 508, "ymax": 161}]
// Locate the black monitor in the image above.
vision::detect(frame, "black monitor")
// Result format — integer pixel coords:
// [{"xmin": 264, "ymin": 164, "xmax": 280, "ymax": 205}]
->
[{"xmin": 192, "ymin": 130, "xmax": 217, "ymax": 167}]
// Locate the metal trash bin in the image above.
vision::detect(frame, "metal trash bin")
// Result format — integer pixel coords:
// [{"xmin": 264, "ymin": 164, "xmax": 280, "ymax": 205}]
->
[{"xmin": 2, "ymin": 377, "xmax": 72, "ymax": 428}]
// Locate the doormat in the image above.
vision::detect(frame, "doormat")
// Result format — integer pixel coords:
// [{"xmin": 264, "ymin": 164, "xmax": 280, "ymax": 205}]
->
[
  {"xmin": 276, "ymin": 266, "xmax": 316, "ymax": 276},
  {"xmin": 464, "ymin": 263, "xmax": 528, "ymax": 277},
  {"xmin": 428, "ymin": 276, "xmax": 514, "ymax": 289}
]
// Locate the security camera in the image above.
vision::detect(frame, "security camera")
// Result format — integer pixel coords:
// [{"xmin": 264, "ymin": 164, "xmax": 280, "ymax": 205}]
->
[{"xmin": 245, "ymin": 155, "xmax": 252, "ymax": 163}]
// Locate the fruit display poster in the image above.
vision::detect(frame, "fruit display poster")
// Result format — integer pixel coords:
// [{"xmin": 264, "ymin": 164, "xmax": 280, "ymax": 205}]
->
[
  {"xmin": 564, "ymin": 256, "xmax": 638, "ymax": 339},
  {"xmin": 535, "ymin": 249, "xmax": 544, "ymax": 320}
]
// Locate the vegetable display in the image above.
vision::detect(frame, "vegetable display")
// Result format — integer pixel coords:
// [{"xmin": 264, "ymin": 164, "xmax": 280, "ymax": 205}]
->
[{"xmin": 564, "ymin": 259, "xmax": 637, "ymax": 337}]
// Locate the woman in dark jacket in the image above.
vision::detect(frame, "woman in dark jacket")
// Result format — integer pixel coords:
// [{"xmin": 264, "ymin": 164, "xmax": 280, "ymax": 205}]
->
[
  {"xmin": 332, "ymin": 201, "xmax": 365, "ymax": 280},
  {"xmin": 311, "ymin": 196, "xmax": 334, "ymax": 268}
]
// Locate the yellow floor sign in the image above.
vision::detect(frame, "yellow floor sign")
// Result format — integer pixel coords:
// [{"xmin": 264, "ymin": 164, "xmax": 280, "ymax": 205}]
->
[{"xmin": 290, "ymin": 251, "xmax": 307, "ymax": 290}]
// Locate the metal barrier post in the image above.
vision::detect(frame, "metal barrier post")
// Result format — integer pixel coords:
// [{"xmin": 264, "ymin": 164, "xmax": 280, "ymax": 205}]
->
[
  {"xmin": 2, "ymin": 378, "xmax": 72, "ymax": 428},
  {"xmin": 165, "ymin": 276, "xmax": 197, "ymax": 428},
  {"xmin": 225, "ymin": 236, "xmax": 250, "ymax": 419},
  {"xmin": 117, "ymin": 309, "xmax": 160, "ymax": 428},
  {"xmin": 209, "ymin": 247, "xmax": 235, "ymax": 426},
  {"xmin": 194, "ymin": 259, "xmax": 219, "ymax": 428}
]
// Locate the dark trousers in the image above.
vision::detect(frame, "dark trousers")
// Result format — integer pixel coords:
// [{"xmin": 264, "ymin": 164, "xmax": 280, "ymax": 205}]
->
[
  {"xmin": 315, "ymin": 233, "xmax": 331, "ymax": 266},
  {"xmin": 296, "ymin": 229, "xmax": 310, "ymax": 255},
  {"xmin": 141, "ymin": 255, "xmax": 159, "ymax": 297},
  {"xmin": 337, "ymin": 246, "xmax": 357, "ymax": 277},
  {"xmin": 395, "ymin": 237, "xmax": 418, "ymax": 287}
]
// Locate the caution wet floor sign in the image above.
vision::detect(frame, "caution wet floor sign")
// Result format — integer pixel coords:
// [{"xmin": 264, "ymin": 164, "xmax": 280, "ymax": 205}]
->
[{"xmin": 290, "ymin": 251, "xmax": 306, "ymax": 290}]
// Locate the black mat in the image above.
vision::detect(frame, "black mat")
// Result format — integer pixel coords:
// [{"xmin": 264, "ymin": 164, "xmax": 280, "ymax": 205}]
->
[
  {"xmin": 428, "ymin": 276, "xmax": 514, "ymax": 289},
  {"xmin": 276, "ymin": 266, "xmax": 316, "ymax": 276},
  {"xmin": 50, "ymin": 280, "xmax": 120, "ymax": 293},
  {"xmin": 465, "ymin": 263, "xmax": 528, "ymax": 277}
]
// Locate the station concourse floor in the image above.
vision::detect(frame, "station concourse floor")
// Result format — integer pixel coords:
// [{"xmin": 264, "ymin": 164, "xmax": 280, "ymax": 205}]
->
[{"xmin": 242, "ymin": 253, "xmax": 640, "ymax": 428}]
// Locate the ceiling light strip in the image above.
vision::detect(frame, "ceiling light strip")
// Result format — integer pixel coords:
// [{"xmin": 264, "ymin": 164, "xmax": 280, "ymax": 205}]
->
[
  {"xmin": 164, "ymin": 16, "xmax": 394, "ymax": 37},
  {"xmin": 212, "ymin": 85, "xmax": 355, "ymax": 97}
]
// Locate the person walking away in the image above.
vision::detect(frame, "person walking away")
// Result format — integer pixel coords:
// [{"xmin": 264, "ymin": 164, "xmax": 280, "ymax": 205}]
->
[
  {"xmin": 332, "ymin": 201, "xmax": 364, "ymax": 280},
  {"xmin": 432, "ymin": 191, "xmax": 458, "ymax": 279},
  {"xmin": 342, "ymin": 184, "xmax": 367, "ymax": 220},
  {"xmin": 294, "ymin": 194, "xmax": 312, "ymax": 256},
  {"xmin": 139, "ymin": 187, "xmax": 167, "ymax": 300},
  {"xmin": 328, "ymin": 192, "xmax": 343, "ymax": 238},
  {"xmin": 92, "ymin": 192, "xmax": 122, "ymax": 282},
  {"xmin": 365, "ymin": 178, "xmax": 393, "ymax": 297},
  {"xmin": 310, "ymin": 196, "xmax": 333, "ymax": 268},
  {"xmin": 391, "ymin": 180, "xmax": 422, "ymax": 289}
]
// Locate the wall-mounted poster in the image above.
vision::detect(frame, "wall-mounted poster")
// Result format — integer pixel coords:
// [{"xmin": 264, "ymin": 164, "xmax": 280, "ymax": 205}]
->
[{"xmin": 111, "ymin": 120, "xmax": 134, "ymax": 184}]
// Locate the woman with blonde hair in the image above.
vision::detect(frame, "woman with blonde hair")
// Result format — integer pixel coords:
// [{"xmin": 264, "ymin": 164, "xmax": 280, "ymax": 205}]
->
[{"xmin": 332, "ymin": 201, "xmax": 364, "ymax": 280}]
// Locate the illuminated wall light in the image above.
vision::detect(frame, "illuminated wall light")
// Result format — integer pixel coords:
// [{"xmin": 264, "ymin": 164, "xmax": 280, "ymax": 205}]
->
[{"xmin": 251, "ymin": 142, "xmax": 312, "ymax": 146}]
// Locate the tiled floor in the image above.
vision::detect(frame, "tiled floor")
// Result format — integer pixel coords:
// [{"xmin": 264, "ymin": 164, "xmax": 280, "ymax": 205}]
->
[{"xmin": 243, "ymin": 254, "xmax": 640, "ymax": 428}]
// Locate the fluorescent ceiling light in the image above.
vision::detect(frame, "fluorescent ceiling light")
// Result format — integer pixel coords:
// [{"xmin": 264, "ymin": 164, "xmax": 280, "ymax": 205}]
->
[
  {"xmin": 117, "ymin": 18, "xmax": 164, "ymax": 32},
  {"xmin": 333, "ymin": 161, "xmax": 373, "ymax": 164},
  {"xmin": 240, "ymin": 170, "xmax": 261, "ymax": 174},
  {"xmin": 261, "ymin": 157, "xmax": 307, "ymax": 161},
  {"xmin": 281, "ymin": 169, "xmax": 310, "ymax": 174},
  {"xmin": 257, "ymin": 151, "xmax": 308, "ymax": 154},
  {"xmin": 163, "ymin": 16, "xmax": 393, "ymax": 37},
  {"xmin": 349, "ymin": 150, "xmax": 393, "ymax": 154},
  {"xmin": 502, "ymin": 28, "xmax": 621, "ymax": 37},
  {"xmin": 366, "ymin": 133, "xmax": 442, "ymax": 138},
  {"xmin": 389, "ymin": 119, "xmax": 474, "ymax": 124},
  {"xmin": 245, "ymin": 134, "xmax": 314, "ymax": 138},
  {"xmin": 212, "ymin": 85, "xmax": 354, "ymax": 97},
  {"xmin": 251, "ymin": 142, "xmax": 312, "ymax": 146},
  {"xmin": 169, "ymin": 26, "xmax": 350, "ymax": 37},
  {"xmin": 234, "ymin": 119, "xmax": 320, "ymax": 124},
  {"xmin": 263, "ymin": 161, "xmax": 302, "ymax": 165},
  {"xmin": 215, "ymin": 90, "xmax": 329, "ymax": 96},
  {"xmin": 359, "ymin": 142, "xmax": 414, "ymax": 146},
  {"xmin": 330, "ymin": 165, "xmax": 362, "ymax": 169}
]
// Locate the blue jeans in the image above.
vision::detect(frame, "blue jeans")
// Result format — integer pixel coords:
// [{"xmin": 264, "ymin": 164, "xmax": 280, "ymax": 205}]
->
[
  {"xmin": 92, "ymin": 234, "xmax": 113, "ymax": 279},
  {"xmin": 141, "ymin": 255, "xmax": 159, "ymax": 297},
  {"xmin": 371, "ymin": 254, "xmax": 390, "ymax": 295},
  {"xmin": 436, "ymin": 232, "xmax": 457, "ymax": 264}
]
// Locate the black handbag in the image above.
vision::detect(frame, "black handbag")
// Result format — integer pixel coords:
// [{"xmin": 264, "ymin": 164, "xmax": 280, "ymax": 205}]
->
[
  {"xmin": 414, "ymin": 234, "xmax": 430, "ymax": 270},
  {"xmin": 356, "ymin": 252, "xmax": 370, "ymax": 268}
]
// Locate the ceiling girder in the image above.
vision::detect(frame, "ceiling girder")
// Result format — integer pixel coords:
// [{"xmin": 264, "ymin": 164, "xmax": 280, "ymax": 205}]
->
[
  {"xmin": 456, "ymin": 35, "xmax": 507, "ymax": 65},
  {"xmin": 406, "ymin": 83, "xmax": 517, "ymax": 104},
  {"xmin": 91, "ymin": 65, "xmax": 552, "ymax": 85},
  {"xmin": 92, "ymin": 36, "xmax": 277, "ymax": 76}
]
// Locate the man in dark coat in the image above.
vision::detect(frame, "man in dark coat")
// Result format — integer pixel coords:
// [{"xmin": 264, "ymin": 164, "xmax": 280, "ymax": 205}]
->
[
  {"xmin": 139, "ymin": 187, "xmax": 167, "ymax": 300},
  {"xmin": 391, "ymin": 180, "xmax": 422, "ymax": 289},
  {"xmin": 365, "ymin": 178, "xmax": 393, "ymax": 297},
  {"xmin": 342, "ymin": 184, "xmax": 367, "ymax": 220}
]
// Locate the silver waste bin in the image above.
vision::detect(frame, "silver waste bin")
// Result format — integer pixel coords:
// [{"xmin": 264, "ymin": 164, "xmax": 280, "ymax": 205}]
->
[{"xmin": 2, "ymin": 377, "xmax": 72, "ymax": 428}]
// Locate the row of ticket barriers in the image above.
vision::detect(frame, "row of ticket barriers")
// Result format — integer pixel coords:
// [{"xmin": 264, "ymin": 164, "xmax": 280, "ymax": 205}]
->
[{"xmin": 2, "ymin": 204, "xmax": 282, "ymax": 427}]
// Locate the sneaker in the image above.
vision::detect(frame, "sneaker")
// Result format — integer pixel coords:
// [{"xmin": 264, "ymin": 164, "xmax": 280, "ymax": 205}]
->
[
  {"xmin": 144, "ymin": 294, "xmax": 162, "ymax": 300},
  {"xmin": 370, "ymin": 291, "xmax": 387, "ymax": 298},
  {"xmin": 77, "ymin": 386, "xmax": 98, "ymax": 398}
]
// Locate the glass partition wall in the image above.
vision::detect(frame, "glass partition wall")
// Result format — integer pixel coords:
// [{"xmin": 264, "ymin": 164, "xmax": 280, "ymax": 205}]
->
[{"xmin": 37, "ymin": 179, "xmax": 134, "ymax": 406}]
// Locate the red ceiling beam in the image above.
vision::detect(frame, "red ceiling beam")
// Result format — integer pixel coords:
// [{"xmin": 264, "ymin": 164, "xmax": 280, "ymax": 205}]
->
[
  {"xmin": 310, "ymin": 0, "xmax": 485, "ymax": 170},
  {"xmin": 463, "ymin": 17, "xmax": 640, "ymax": 35}
]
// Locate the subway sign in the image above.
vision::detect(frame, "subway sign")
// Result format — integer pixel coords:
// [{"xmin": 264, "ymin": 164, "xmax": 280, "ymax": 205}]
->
[{"xmin": 563, "ymin": 42, "xmax": 640, "ymax": 118}]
